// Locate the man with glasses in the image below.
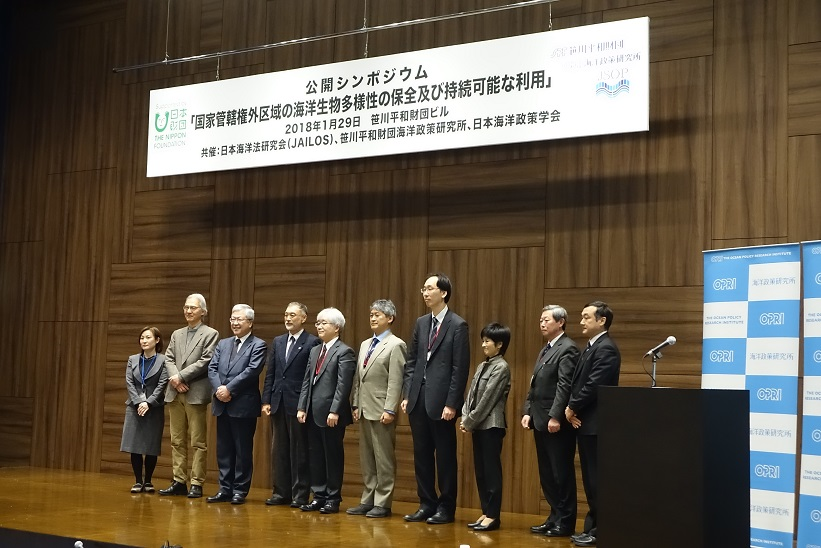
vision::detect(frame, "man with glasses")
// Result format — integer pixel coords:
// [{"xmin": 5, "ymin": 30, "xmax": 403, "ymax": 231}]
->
[
  {"xmin": 402, "ymin": 273, "xmax": 469, "ymax": 525},
  {"xmin": 206, "ymin": 304, "xmax": 267, "ymax": 505},
  {"xmin": 261, "ymin": 302, "xmax": 320, "ymax": 507},
  {"xmin": 159, "ymin": 294, "xmax": 219, "ymax": 498},
  {"xmin": 297, "ymin": 307, "xmax": 356, "ymax": 514}
]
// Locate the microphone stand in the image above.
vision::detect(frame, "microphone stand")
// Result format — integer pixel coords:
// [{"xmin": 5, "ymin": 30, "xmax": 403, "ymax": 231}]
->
[{"xmin": 650, "ymin": 351, "xmax": 662, "ymax": 387}]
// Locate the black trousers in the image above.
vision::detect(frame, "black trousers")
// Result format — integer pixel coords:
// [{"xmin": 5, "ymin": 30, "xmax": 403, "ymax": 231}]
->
[
  {"xmin": 215, "ymin": 414, "xmax": 257, "ymax": 496},
  {"xmin": 271, "ymin": 407, "xmax": 310, "ymax": 504},
  {"xmin": 407, "ymin": 384, "xmax": 458, "ymax": 515},
  {"xmin": 534, "ymin": 425, "xmax": 577, "ymax": 529},
  {"xmin": 577, "ymin": 433, "xmax": 598, "ymax": 536},
  {"xmin": 306, "ymin": 419, "xmax": 346, "ymax": 503},
  {"xmin": 471, "ymin": 427, "xmax": 505, "ymax": 519}
]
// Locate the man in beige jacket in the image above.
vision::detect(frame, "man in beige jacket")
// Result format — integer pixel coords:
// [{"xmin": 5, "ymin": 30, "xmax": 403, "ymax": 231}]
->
[{"xmin": 347, "ymin": 299, "xmax": 407, "ymax": 518}]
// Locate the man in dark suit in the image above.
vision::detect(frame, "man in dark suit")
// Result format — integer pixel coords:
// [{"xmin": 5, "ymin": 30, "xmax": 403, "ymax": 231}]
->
[
  {"xmin": 261, "ymin": 302, "xmax": 320, "ymax": 508},
  {"xmin": 565, "ymin": 301, "xmax": 621, "ymax": 547},
  {"xmin": 522, "ymin": 305, "xmax": 580, "ymax": 537},
  {"xmin": 297, "ymin": 307, "xmax": 356, "ymax": 515},
  {"xmin": 206, "ymin": 304, "xmax": 267, "ymax": 505},
  {"xmin": 401, "ymin": 273, "xmax": 470, "ymax": 525}
]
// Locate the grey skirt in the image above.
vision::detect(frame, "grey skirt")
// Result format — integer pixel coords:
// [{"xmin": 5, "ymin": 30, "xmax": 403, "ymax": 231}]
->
[{"xmin": 120, "ymin": 404, "xmax": 164, "ymax": 456}]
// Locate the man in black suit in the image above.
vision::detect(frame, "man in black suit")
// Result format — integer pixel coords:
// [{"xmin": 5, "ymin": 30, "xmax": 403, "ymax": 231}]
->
[
  {"xmin": 522, "ymin": 305, "xmax": 580, "ymax": 537},
  {"xmin": 401, "ymin": 273, "xmax": 470, "ymax": 525},
  {"xmin": 206, "ymin": 304, "xmax": 267, "ymax": 505},
  {"xmin": 261, "ymin": 302, "xmax": 321, "ymax": 507},
  {"xmin": 297, "ymin": 307, "xmax": 356, "ymax": 515},
  {"xmin": 565, "ymin": 301, "xmax": 621, "ymax": 547}
]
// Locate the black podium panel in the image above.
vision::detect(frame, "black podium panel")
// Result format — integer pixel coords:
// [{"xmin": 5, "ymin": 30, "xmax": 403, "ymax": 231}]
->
[{"xmin": 598, "ymin": 387, "xmax": 749, "ymax": 548}]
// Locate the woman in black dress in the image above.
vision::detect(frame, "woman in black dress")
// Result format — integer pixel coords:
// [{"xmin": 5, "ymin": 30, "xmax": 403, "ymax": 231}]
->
[{"xmin": 120, "ymin": 326, "xmax": 168, "ymax": 493}]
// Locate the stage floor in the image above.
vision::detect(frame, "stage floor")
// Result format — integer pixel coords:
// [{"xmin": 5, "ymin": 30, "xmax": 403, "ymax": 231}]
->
[{"xmin": 0, "ymin": 467, "xmax": 627, "ymax": 547}]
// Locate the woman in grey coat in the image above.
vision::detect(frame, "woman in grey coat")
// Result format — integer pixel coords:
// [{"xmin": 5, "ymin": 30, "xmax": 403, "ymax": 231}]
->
[
  {"xmin": 120, "ymin": 326, "xmax": 168, "ymax": 493},
  {"xmin": 460, "ymin": 322, "xmax": 512, "ymax": 532}
]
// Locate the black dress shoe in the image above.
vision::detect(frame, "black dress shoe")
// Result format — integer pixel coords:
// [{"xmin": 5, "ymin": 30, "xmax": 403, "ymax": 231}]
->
[
  {"xmin": 531, "ymin": 521, "xmax": 554, "ymax": 534},
  {"xmin": 159, "ymin": 481, "xmax": 188, "ymax": 496},
  {"xmin": 206, "ymin": 491, "xmax": 233, "ymax": 503},
  {"xmin": 467, "ymin": 516, "xmax": 485, "ymax": 529},
  {"xmin": 231, "ymin": 493, "xmax": 246, "ymax": 505},
  {"xmin": 366, "ymin": 506, "xmax": 391, "ymax": 518},
  {"xmin": 265, "ymin": 494, "xmax": 289, "ymax": 506},
  {"xmin": 300, "ymin": 500, "xmax": 324, "ymax": 512},
  {"xmin": 546, "ymin": 525, "xmax": 574, "ymax": 537},
  {"xmin": 473, "ymin": 519, "xmax": 500, "ymax": 531},
  {"xmin": 346, "ymin": 503, "xmax": 374, "ymax": 515},
  {"xmin": 426, "ymin": 511, "xmax": 454, "ymax": 524},
  {"xmin": 404, "ymin": 508, "xmax": 434, "ymax": 522},
  {"xmin": 290, "ymin": 501, "xmax": 303, "ymax": 508},
  {"xmin": 187, "ymin": 485, "xmax": 202, "ymax": 499},
  {"xmin": 143, "ymin": 482, "xmax": 155, "ymax": 493},
  {"xmin": 319, "ymin": 501, "xmax": 339, "ymax": 514},
  {"xmin": 572, "ymin": 533, "xmax": 597, "ymax": 546}
]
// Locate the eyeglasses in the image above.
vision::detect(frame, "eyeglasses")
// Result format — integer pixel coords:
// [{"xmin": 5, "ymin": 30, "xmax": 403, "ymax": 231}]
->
[
  {"xmin": 183, "ymin": 306, "xmax": 201, "ymax": 311},
  {"xmin": 229, "ymin": 317, "xmax": 247, "ymax": 324},
  {"xmin": 315, "ymin": 321, "xmax": 331, "ymax": 327},
  {"xmin": 420, "ymin": 286, "xmax": 439, "ymax": 294}
]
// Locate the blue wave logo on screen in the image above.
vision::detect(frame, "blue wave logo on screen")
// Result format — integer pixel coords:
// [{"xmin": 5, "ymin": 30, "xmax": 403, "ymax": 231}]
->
[{"xmin": 595, "ymin": 79, "xmax": 630, "ymax": 97}]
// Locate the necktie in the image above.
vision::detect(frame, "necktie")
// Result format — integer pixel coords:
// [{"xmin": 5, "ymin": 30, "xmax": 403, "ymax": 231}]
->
[
  {"xmin": 285, "ymin": 335, "xmax": 296, "ymax": 361},
  {"xmin": 232, "ymin": 337, "xmax": 241, "ymax": 359},
  {"xmin": 363, "ymin": 337, "xmax": 379, "ymax": 368},
  {"xmin": 314, "ymin": 345, "xmax": 327, "ymax": 376},
  {"xmin": 428, "ymin": 317, "xmax": 440, "ymax": 350}
]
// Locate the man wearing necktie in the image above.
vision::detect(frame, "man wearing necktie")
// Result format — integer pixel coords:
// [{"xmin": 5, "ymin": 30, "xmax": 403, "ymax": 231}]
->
[
  {"xmin": 206, "ymin": 304, "xmax": 267, "ymax": 505},
  {"xmin": 348, "ymin": 299, "xmax": 407, "ymax": 518},
  {"xmin": 261, "ymin": 302, "xmax": 321, "ymax": 507},
  {"xmin": 401, "ymin": 273, "xmax": 470, "ymax": 525},
  {"xmin": 297, "ymin": 307, "xmax": 356, "ymax": 514},
  {"xmin": 522, "ymin": 305, "xmax": 580, "ymax": 537},
  {"xmin": 565, "ymin": 301, "xmax": 621, "ymax": 547}
]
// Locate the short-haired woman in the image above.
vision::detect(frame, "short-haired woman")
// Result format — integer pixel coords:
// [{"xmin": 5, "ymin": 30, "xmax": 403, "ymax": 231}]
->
[{"xmin": 461, "ymin": 322, "xmax": 512, "ymax": 532}]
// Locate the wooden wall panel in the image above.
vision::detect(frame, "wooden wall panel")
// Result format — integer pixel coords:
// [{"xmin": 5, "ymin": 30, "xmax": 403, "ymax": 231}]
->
[
  {"xmin": 31, "ymin": 322, "xmax": 107, "ymax": 471},
  {"xmin": 325, "ymin": 168, "xmax": 429, "ymax": 342},
  {"xmin": 429, "ymin": 158, "xmax": 546, "ymax": 251},
  {"xmin": 212, "ymin": 171, "xmax": 260, "ymax": 260},
  {"xmin": 0, "ymin": 398, "xmax": 34, "ymax": 467},
  {"xmin": 39, "ymin": 170, "xmax": 121, "ymax": 321},
  {"xmin": 604, "ymin": 0, "xmax": 713, "ymax": 62},
  {"xmin": 713, "ymin": 0, "xmax": 788, "ymax": 240},
  {"xmin": 0, "ymin": 243, "xmax": 42, "ymax": 398},
  {"xmin": 131, "ymin": 187, "xmax": 214, "ymax": 262},
  {"xmin": 218, "ymin": 0, "xmax": 266, "ymax": 70},
  {"xmin": 265, "ymin": 0, "xmax": 338, "ymax": 72},
  {"xmin": 789, "ymin": 0, "xmax": 821, "ymax": 45},
  {"xmin": 788, "ymin": 135, "xmax": 821, "ymax": 242},
  {"xmin": 788, "ymin": 42, "xmax": 821, "ymax": 137},
  {"xmin": 428, "ymin": 247, "xmax": 544, "ymax": 514},
  {"xmin": 255, "ymin": 165, "xmax": 329, "ymax": 258},
  {"xmin": 209, "ymin": 258, "xmax": 257, "ymax": 337}
]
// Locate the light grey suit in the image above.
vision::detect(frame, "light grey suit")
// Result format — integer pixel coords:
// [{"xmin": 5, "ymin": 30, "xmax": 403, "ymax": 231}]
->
[{"xmin": 351, "ymin": 332, "xmax": 407, "ymax": 508}]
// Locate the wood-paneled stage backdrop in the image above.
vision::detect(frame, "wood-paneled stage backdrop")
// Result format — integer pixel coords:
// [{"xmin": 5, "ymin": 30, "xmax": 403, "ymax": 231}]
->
[{"xmin": 1, "ymin": 0, "xmax": 820, "ymax": 521}]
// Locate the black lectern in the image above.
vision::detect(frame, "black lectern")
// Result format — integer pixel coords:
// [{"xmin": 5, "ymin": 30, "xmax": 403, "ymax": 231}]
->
[{"xmin": 598, "ymin": 387, "xmax": 750, "ymax": 547}]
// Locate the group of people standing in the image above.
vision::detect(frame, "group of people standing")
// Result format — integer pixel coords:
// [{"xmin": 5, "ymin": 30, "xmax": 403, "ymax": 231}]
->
[{"xmin": 119, "ymin": 274, "xmax": 620, "ymax": 547}]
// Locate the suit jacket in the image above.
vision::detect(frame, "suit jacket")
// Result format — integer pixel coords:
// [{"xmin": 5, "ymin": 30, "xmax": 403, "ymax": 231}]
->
[
  {"xmin": 164, "ymin": 324, "xmax": 220, "ymax": 405},
  {"xmin": 403, "ymin": 310, "xmax": 470, "ymax": 420},
  {"xmin": 262, "ymin": 330, "xmax": 321, "ymax": 415},
  {"xmin": 125, "ymin": 353, "xmax": 168, "ymax": 407},
  {"xmin": 351, "ymin": 333, "xmax": 407, "ymax": 420},
  {"xmin": 523, "ymin": 333, "xmax": 580, "ymax": 431},
  {"xmin": 208, "ymin": 334, "xmax": 267, "ymax": 418},
  {"xmin": 568, "ymin": 332, "xmax": 621, "ymax": 435},
  {"xmin": 298, "ymin": 339, "xmax": 356, "ymax": 428},
  {"xmin": 461, "ymin": 354, "xmax": 510, "ymax": 431}
]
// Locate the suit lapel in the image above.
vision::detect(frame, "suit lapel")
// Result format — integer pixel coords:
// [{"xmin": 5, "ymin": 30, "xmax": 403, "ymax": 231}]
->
[
  {"xmin": 362, "ymin": 337, "xmax": 388, "ymax": 377},
  {"xmin": 226, "ymin": 336, "xmax": 251, "ymax": 376},
  {"xmin": 181, "ymin": 328, "xmax": 204, "ymax": 362},
  {"xmin": 285, "ymin": 332, "xmax": 307, "ymax": 369},
  {"xmin": 316, "ymin": 340, "xmax": 338, "ymax": 379},
  {"xmin": 428, "ymin": 312, "xmax": 449, "ymax": 357}
]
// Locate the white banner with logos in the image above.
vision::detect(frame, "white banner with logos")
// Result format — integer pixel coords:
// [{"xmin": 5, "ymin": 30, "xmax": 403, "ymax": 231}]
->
[
  {"xmin": 146, "ymin": 17, "xmax": 649, "ymax": 177},
  {"xmin": 798, "ymin": 240, "xmax": 821, "ymax": 548},
  {"xmin": 703, "ymin": 244, "xmax": 801, "ymax": 548}
]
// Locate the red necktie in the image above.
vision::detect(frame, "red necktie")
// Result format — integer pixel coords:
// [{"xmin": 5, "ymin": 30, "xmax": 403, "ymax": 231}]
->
[{"xmin": 314, "ymin": 345, "xmax": 327, "ymax": 375}]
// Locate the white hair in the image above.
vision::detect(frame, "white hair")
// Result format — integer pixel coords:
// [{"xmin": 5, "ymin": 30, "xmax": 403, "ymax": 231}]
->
[
  {"xmin": 187, "ymin": 293, "xmax": 208, "ymax": 313},
  {"xmin": 232, "ymin": 303, "xmax": 254, "ymax": 321},
  {"xmin": 318, "ymin": 307, "xmax": 345, "ymax": 330}
]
